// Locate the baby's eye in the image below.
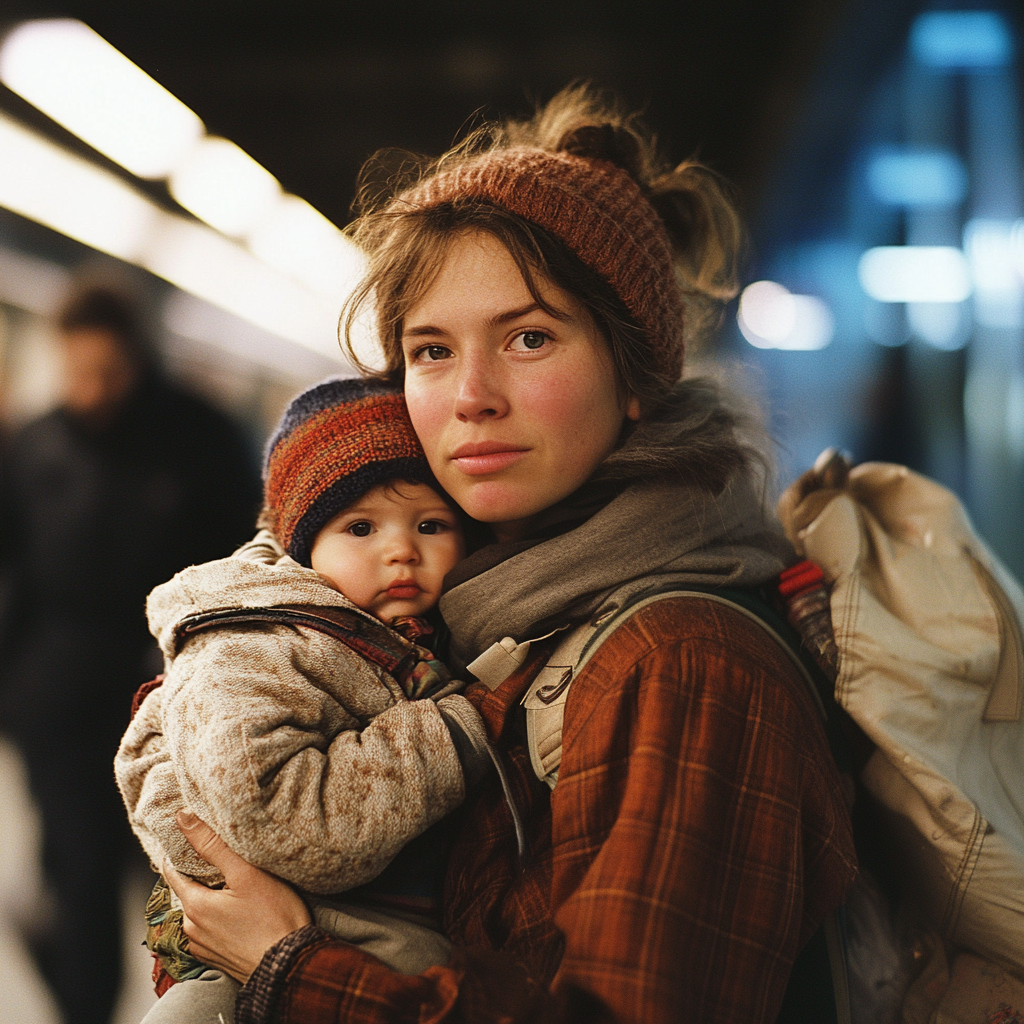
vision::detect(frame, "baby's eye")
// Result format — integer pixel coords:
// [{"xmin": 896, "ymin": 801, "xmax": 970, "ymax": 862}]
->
[
  {"xmin": 418, "ymin": 520, "xmax": 443, "ymax": 535},
  {"xmin": 509, "ymin": 330, "xmax": 550, "ymax": 352},
  {"xmin": 347, "ymin": 521, "xmax": 373, "ymax": 537}
]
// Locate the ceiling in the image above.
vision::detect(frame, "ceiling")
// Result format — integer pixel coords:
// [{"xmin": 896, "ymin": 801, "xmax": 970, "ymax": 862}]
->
[{"xmin": 0, "ymin": 0, "xmax": 849, "ymax": 229}]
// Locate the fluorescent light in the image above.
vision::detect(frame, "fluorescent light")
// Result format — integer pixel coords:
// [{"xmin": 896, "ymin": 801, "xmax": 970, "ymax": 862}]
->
[
  {"xmin": 739, "ymin": 281, "xmax": 794, "ymax": 343},
  {"xmin": 163, "ymin": 292, "xmax": 347, "ymax": 379},
  {"xmin": 737, "ymin": 281, "xmax": 833, "ymax": 350},
  {"xmin": 170, "ymin": 136, "xmax": 281, "ymax": 238},
  {"xmin": 866, "ymin": 146, "xmax": 967, "ymax": 208},
  {"xmin": 858, "ymin": 246, "xmax": 972, "ymax": 303},
  {"xmin": 247, "ymin": 196, "xmax": 365, "ymax": 299},
  {"xmin": 964, "ymin": 219, "xmax": 1024, "ymax": 328},
  {"xmin": 910, "ymin": 11, "xmax": 1013, "ymax": 69},
  {"xmin": 0, "ymin": 110, "xmax": 158, "ymax": 260},
  {"xmin": 0, "ymin": 19, "xmax": 204, "ymax": 178},
  {"xmin": 0, "ymin": 111, "xmax": 350, "ymax": 360},
  {"xmin": 141, "ymin": 217, "xmax": 344, "ymax": 358},
  {"xmin": 965, "ymin": 219, "xmax": 1019, "ymax": 294}
]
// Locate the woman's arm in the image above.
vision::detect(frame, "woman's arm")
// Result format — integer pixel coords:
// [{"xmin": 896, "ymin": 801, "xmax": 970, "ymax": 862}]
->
[
  {"xmin": 167, "ymin": 814, "xmax": 602, "ymax": 1024},
  {"xmin": 175, "ymin": 603, "xmax": 856, "ymax": 1024}
]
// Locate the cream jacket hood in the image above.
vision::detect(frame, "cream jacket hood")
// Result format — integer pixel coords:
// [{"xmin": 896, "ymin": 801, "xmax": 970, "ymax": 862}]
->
[{"xmin": 115, "ymin": 532, "xmax": 465, "ymax": 894}]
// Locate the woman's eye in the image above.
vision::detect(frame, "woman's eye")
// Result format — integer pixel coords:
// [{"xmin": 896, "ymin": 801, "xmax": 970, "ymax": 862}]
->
[
  {"xmin": 411, "ymin": 344, "xmax": 452, "ymax": 363},
  {"xmin": 510, "ymin": 330, "xmax": 550, "ymax": 352},
  {"xmin": 347, "ymin": 521, "xmax": 373, "ymax": 537}
]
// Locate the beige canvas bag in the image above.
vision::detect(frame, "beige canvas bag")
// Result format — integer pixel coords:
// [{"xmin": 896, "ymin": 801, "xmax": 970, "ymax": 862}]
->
[{"xmin": 777, "ymin": 452, "xmax": 1024, "ymax": 978}]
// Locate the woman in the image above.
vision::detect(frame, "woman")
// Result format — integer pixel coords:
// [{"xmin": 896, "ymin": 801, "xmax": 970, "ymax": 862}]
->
[{"xmin": 162, "ymin": 86, "xmax": 857, "ymax": 1023}]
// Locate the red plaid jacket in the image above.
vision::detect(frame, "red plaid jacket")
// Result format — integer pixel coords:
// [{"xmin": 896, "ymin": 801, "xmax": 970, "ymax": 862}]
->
[{"xmin": 237, "ymin": 597, "xmax": 857, "ymax": 1024}]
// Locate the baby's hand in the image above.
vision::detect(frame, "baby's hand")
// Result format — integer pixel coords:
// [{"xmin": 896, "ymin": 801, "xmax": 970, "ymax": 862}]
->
[{"xmin": 437, "ymin": 694, "xmax": 493, "ymax": 789}]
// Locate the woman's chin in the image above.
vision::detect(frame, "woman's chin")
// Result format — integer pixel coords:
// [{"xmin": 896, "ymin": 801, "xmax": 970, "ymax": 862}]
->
[{"xmin": 454, "ymin": 482, "xmax": 544, "ymax": 538}]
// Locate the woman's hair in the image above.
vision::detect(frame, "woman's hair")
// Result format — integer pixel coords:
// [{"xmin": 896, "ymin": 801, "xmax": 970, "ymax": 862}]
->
[
  {"xmin": 342, "ymin": 84, "xmax": 761, "ymax": 495},
  {"xmin": 342, "ymin": 84, "xmax": 741, "ymax": 411}
]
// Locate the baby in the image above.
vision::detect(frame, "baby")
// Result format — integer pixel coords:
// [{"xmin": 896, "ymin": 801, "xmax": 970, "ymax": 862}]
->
[{"xmin": 116, "ymin": 378, "xmax": 490, "ymax": 1023}]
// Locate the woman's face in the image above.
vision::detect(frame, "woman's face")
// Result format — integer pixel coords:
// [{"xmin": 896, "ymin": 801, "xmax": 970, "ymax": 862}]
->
[{"xmin": 402, "ymin": 230, "xmax": 639, "ymax": 541}]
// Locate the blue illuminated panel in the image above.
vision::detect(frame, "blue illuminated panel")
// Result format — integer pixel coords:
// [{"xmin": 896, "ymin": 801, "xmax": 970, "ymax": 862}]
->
[
  {"xmin": 866, "ymin": 146, "xmax": 967, "ymax": 207},
  {"xmin": 911, "ymin": 11, "xmax": 1013, "ymax": 68}
]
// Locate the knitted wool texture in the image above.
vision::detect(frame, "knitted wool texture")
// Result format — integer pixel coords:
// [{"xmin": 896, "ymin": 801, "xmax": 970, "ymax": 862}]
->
[
  {"xmin": 399, "ymin": 147, "xmax": 687, "ymax": 383},
  {"xmin": 263, "ymin": 378, "xmax": 434, "ymax": 565}
]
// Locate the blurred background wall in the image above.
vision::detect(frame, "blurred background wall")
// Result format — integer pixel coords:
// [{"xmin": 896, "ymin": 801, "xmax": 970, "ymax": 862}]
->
[
  {"xmin": 2, "ymin": 0, "xmax": 1021, "ymax": 559},
  {"xmin": 0, "ymin": 1, "xmax": 1023, "ymax": 1018}
]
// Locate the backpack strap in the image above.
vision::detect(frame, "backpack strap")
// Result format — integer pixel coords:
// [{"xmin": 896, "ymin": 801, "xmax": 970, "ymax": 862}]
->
[
  {"xmin": 521, "ymin": 584, "xmax": 842, "ymax": 791},
  {"xmin": 518, "ymin": 583, "xmax": 851, "ymax": 1024}
]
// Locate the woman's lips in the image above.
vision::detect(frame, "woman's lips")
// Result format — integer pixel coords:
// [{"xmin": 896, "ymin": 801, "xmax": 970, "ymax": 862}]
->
[{"xmin": 450, "ymin": 442, "xmax": 529, "ymax": 475}]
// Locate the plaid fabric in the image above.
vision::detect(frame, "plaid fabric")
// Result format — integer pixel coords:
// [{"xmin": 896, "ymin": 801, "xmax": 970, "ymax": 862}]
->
[
  {"xmin": 238, "ymin": 598, "xmax": 857, "ymax": 1024},
  {"xmin": 236, "ymin": 925, "xmax": 331, "ymax": 1023}
]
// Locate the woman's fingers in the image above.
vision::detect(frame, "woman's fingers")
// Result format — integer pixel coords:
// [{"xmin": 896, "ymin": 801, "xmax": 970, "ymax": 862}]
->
[
  {"xmin": 161, "ymin": 855, "xmax": 207, "ymax": 908},
  {"xmin": 175, "ymin": 809, "xmax": 255, "ymax": 884}
]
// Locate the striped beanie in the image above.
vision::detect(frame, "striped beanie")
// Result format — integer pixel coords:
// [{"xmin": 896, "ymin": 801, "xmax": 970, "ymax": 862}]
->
[
  {"xmin": 263, "ymin": 378, "xmax": 434, "ymax": 566},
  {"xmin": 398, "ymin": 147, "xmax": 686, "ymax": 384}
]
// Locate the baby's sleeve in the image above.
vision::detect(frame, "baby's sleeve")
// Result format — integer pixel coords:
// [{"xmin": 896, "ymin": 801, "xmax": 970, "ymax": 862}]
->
[{"xmin": 114, "ymin": 683, "xmax": 225, "ymax": 884}]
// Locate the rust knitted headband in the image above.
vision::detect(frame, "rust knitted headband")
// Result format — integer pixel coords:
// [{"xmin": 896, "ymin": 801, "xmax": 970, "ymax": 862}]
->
[{"xmin": 399, "ymin": 147, "xmax": 686, "ymax": 382}]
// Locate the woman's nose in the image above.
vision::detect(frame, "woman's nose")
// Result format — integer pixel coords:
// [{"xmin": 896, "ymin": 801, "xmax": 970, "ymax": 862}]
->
[{"xmin": 453, "ymin": 354, "xmax": 509, "ymax": 422}]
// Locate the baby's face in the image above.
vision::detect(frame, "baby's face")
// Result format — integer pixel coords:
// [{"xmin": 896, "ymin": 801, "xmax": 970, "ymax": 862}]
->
[{"xmin": 310, "ymin": 482, "xmax": 465, "ymax": 623}]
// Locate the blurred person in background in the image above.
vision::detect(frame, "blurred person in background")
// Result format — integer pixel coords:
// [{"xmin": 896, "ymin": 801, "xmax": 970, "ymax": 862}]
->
[{"xmin": 0, "ymin": 286, "xmax": 261, "ymax": 1024}]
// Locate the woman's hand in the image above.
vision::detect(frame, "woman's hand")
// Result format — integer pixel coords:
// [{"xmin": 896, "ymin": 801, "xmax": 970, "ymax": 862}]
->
[{"xmin": 163, "ymin": 810, "xmax": 313, "ymax": 984}]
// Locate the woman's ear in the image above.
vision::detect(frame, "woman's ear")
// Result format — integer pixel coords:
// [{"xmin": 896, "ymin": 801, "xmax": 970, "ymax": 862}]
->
[{"xmin": 626, "ymin": 394, "xmax": 641, "ymax": 421}]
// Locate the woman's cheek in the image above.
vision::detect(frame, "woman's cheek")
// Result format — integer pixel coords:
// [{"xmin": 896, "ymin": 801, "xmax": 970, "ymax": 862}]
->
[
  {"xmin": 528, "ymin": 366, "xmax": 622, "ymax": 479},
  {"xmin": 404, "ymin": 383, "xmax": 446, "ymax": 471}
]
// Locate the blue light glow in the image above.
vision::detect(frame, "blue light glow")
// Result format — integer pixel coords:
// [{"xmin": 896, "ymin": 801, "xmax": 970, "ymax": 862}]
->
[
  {"xmin": 910, "ymin": 11, "xmax": 1013, "ymax": 69},
  {"xmin": 963, "ymin": 218, "xmax": 1024, "ymax": 328},
  {"xmin": 858, "ymin": 246, "xmax": 972, "ymax": 303},
  {"xmin": 866, "ymin": 146, "xmax": 967, "ymax": 207}
]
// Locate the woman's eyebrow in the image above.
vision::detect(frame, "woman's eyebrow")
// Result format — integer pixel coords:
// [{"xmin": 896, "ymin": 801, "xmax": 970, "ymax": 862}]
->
[
  {"xmin": 402, "ymin": 323, "xmax": 446, "ymax": 338},
  {"xmin": 404, "ymin": 302, "xmax": 566, "ymax": 339},
  {"xmin": 487, "ymin": 301, "xmax": 547, "ymax": 327}
]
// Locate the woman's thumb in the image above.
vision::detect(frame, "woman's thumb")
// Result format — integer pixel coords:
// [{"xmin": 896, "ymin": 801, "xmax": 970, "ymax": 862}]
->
[{"xmin": 175, "ymin": 809, "xmax": 241, "ymax": 877}]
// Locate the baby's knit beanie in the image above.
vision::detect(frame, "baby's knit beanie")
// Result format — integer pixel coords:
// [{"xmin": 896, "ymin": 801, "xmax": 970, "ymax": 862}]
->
[
  {"xmin": 398, "ymin": 147, "xmax": 687, "ymax": 385},
  {"xmin": 263, "ymin": 377, "xmax": 434, "ymax": 566}
]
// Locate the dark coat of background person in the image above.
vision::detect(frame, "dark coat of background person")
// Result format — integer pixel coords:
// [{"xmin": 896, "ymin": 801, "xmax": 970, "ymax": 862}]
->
[{"xmin": 0, "ymin": 358, "xmax": 261, "ymax": 1023}]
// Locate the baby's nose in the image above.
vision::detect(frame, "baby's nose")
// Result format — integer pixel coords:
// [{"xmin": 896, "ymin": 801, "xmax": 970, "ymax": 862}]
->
[{"xmin": 386, "ymin": 535, "xmax": 419, "ymax": 563}]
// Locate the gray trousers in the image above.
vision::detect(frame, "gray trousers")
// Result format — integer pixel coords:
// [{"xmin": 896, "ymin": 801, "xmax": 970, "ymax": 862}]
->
[
  {"xmin": 139, "ymin": 900, "xmax": 452, "ymax": 1024},
  {"xmin": 140, "ymin": 969, "xmax": 238, "ymax": 1024}
]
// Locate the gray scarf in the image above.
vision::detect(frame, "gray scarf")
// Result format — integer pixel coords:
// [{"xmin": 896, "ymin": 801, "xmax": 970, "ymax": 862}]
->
[{"xmin": 441, "ymin": 473, "xmax": 793, "ymax": 668}]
